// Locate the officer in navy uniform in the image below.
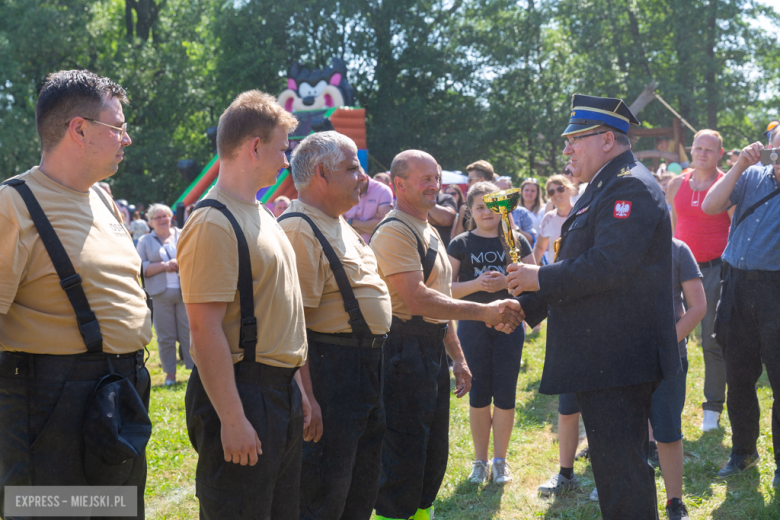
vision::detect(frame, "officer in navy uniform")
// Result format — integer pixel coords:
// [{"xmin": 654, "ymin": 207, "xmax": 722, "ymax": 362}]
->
[{"xmin": 506, "ymin": 95, "xmax": 681, "ymax": 520}]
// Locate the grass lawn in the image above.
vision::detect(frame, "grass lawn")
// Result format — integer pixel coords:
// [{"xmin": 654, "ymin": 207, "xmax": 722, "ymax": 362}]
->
[{"xmin": 144, "ymin": 325, "xmax": 780, "ymax": 519}]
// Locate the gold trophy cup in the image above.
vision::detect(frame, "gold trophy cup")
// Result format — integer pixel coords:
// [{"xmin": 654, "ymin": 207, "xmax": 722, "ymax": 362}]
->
[{"xmin": 483, "ymin": 188, "xmax": 523, "ymax": 264}]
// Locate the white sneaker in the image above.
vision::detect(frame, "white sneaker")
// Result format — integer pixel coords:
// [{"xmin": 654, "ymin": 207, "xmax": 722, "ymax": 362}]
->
[
  {"xmin": 701, "ymin": 410, "xmax": 721, "ymax": 432},
  {"xmin": 590, "ymin": 487, "xmax": 599, "ymax": 502},
  {"xmin": 468, "ymin": 461, "xmax": 490, "ymax": 484},
  {"xmin": 537, "ymin": 473, "xmax": 579, "ymax": 496},
  {"xmin": 492, "ymin": 459, "xmax": 513, "ymax": 484}
]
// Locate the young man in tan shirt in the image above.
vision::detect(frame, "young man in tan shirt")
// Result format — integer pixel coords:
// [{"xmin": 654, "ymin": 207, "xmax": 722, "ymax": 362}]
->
[
  {"xmin": 178, "ymin": 90, "xmax": 310, "ymax": 519},
  {"xmin": 279, "ymin": 131, "xmax": 392, "ymax": 519},
  {"xmin": 370, "ymin": 150, "xmax": 523, "ymax": 520},
  {"xmin": 0, "ymin": 70, "xmax": 152, "ymax": 518}
]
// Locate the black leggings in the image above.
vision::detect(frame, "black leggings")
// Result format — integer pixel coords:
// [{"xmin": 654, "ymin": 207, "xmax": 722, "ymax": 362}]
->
[{"xmin": 457, "ymin": 319, "xmax": 524, "ymax": 409}]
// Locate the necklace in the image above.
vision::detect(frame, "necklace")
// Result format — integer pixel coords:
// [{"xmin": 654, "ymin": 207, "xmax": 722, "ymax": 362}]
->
[{"xmin": 691, "ymin": 188, "xmax": 701, "ymax": 207}]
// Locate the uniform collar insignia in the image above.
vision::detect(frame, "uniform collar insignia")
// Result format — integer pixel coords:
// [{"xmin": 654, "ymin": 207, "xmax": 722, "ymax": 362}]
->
[
  {"xmin": 576, "ymin": 205, "xmax": 590, "ymax": 215},
  {"xmin": 617, "ymin": 167, "xmax": 632, "ymax": 177}
]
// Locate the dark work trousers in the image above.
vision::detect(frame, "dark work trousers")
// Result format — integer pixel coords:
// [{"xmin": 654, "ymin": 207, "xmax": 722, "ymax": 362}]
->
[
  {"xmin": 185, "ymin": 363, "xmax": 303, "ymax": 520},
  {"xmin": 300, "ymin": 339, "xmax": 385, "ymax": 520},
  {"xmin": 374, "ymin": 329, "xmax": 450, "ymax": 520},
  {"xmin": 0, "ymin": 350, "xmax": 150, "ymax": 520},
  {"xmin": 577, "ymin": 381, "xmax": 660, "ymax": 520},
  {"xmin": 718, "ymin": 272, "xmax": 780, "ymax": 459},
  {"xmin": 700, "ymin": 263, "xmax": 727, "ymax": 413}
]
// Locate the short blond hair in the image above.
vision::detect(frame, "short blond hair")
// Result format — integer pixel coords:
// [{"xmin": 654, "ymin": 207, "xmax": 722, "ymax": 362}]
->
[
  {"xmin": 217, "ymin": 90, "xmax": 298, "ymax": 160},
  {"xmin": 273, "ymin": 195, "xmax": 291, "ymax": 205},
  {"xmin": 693, "ymin": 129, "xmax": 723, "ymax": 149}
]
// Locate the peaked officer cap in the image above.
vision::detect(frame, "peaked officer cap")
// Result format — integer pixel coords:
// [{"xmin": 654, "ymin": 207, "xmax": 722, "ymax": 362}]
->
[{"xmin": 563, "ymin": 94, "xmax": 641, "ymax": 136}]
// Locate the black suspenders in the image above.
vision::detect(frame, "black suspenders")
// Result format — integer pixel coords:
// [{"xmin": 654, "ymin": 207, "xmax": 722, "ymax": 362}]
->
[
  {"xmin": 370, "ymin": 217, "xmax": 439, "ymax": 283},
  {"xmin": 193, "ymin": 199, "xmax": 258, "ymax": 363},
  {"xmin": 278, "ymin": 212, "xmax": 374, "ymax": 338},
  {"xmin": 2, "ymin": 178, "xmax": 151, "ymax": 353}
]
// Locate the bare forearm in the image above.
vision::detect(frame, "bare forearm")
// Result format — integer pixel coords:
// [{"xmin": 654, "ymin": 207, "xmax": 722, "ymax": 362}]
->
[
  {"xmin": 144, "ymin": 261, "xmax": 167, "ymax": 277},
  {"xmin": 191, "ymin": 329, "xmax": 244, "ymax": 423},
  {"xmin": 408, "ymin": 286, "xmax": 486, "ymax": 321},
  {"xmin": 676, "ymin": 305, "xmax": 707, "ymax": 343},
  {"xmin": 429, "ymin": 205, "xmax": 456, "ymax": 227},
  {"xmin": 298, "ymin": 360, "xmax": 316, "ymax": 400},
  {"xmin": 294, "ymin": 370, "xmax": 310, "ymax": 409},
  {"xmin": 702, "ymin": 166, "xmax": 743, "ymax": 215},
  {"xmin": 451, "ymin": 278, "xmax": 482, "ymax": 299},
  {"xmin": 533, "ymin": 242, "xmax": 546, "ymax": 265},
  {"xmin": 443, "ymin": 322, "xmax": 465, "ymax": 361}
]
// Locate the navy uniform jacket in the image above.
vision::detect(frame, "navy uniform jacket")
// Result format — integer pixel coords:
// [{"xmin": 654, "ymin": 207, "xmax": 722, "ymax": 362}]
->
[{"xmin": 519, "ymin": 149, "xmax": 681, "ymax": 395}]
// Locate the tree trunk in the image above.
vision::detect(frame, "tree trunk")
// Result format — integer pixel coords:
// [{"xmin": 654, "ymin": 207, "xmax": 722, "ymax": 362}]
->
[
  {"xmin": 672, "ymin": 0, "xmax": 696, "ymax": 124},
  {"xmin": 125, "ymin": 0, "xmax": 135, "ymax": 41},
  {"xmin": 705, "ymin": 0, "xmax": 718, "ymax": 129}
]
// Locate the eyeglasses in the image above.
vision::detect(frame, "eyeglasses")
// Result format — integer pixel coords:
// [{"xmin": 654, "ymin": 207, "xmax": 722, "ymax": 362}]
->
[
  {"xmin": 151, "ymin": 215, "xmax": 171, "ymax": 221},
  {"xmin": 68, "ymin": 117, "xmax": 128, "ymax": 140},
  {"xmin": 547, "ymin": 185, "xmax": 567, "ymax": 196},
  {"xmin": 563, "ymin": 130, "xmax": 608, "ymax": 147}
]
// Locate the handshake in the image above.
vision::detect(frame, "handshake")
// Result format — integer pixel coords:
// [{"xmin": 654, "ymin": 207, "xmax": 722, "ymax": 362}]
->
[{"xmin": 481, "ymin": 262, "xmax": 542, "ymax": 334}]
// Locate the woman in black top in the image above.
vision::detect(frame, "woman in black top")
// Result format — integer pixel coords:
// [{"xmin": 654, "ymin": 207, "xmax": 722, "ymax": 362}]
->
[{"xmin": 447, "ymin": 181, "xmax": 534, "ymax": 486}]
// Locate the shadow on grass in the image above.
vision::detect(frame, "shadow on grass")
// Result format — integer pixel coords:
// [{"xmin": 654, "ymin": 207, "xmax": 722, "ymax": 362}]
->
[
  {"xmin": 710, "ymin": 467, "xmax": 764, "ymax": 519},
  {"xmin": 679, "ymin": 426, "xmax": 729, "ymax": 501},
  {"xmin": 435, "ymin": 479, "xmax": 504, "ymax": 519},
  {"xmin": 538, "ymin": 487, "xmax": 601, "ymax": 520}
]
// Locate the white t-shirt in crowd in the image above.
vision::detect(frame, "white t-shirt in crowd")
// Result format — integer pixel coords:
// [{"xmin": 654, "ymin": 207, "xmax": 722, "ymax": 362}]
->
[
  {"xmin": 539, "ymin": 210, "xmax": 568, "ymax": 263},
  {"xmin": 526, "ymin": 207, "xmax": 545, "ymax": 236},
  {"xmin": 570, "ymin": 182, "xmax": 588, "ymax": 205},
  {"xmin": 158, "ymin": 229, "xmax": 180, "ymax": 289}
]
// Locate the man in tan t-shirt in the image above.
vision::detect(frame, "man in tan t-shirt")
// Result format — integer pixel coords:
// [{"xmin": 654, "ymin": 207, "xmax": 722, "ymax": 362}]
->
[
  {"xmin": 0, "ymin": 70, "xmax": 152, "ymax": 519},
  {"xmin": 278, "ymin": 131, "xmax": 392, "ymax": 520},
  {"xmin": 177, "ymin": 90, "xmax": 310, "ymax": 520},
  {"xmin": 370, "ymin": 150, "xmax": 523, "ymax": 520}
]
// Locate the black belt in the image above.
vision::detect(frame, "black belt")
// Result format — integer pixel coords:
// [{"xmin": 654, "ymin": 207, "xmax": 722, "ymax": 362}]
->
[
  {"xmin": 725, "ymin": 262, "xmax": 780, "ymax": 282},
  {"xmin": 0, "ymin": 350, "xmax": 144, "ymax": 381},
  {"xmin": 698, "ymin": 258, "xmax": 722, "ymax": 270},
  {"xmin": 307, "ymin": 330, "xmax": 387, "ymax": 349},
  {"xmin": 232, "ymin": 361, "xmax": 299, "ymax": 385},
  {"xmin": 390, "ymin": 316, "xmax": 448, "ymax": 340}
]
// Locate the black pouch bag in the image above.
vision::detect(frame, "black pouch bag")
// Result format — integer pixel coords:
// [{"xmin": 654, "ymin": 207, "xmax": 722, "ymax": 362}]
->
[{"xmin": 83, "ymin": 358, "xmax": 152, "ymax": 486}]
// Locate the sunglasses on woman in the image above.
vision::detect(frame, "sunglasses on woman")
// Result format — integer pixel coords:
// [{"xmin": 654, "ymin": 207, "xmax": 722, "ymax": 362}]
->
[{"xmin": 547, "ymin": 185, "xmax": 567, "ymax": 196}]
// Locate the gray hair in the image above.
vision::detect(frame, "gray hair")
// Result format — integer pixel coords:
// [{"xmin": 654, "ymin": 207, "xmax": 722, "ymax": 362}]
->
[
  {"xmin": 147, "ymin": 203, "xmax": 173, "ymax": 220},
  {"xmin": 290, "ymin": 131, "xmax": 358, "ymax": 190},
  {"xmin": 609, "ymin": 129, "xmax": 632, "ymax": 147}
]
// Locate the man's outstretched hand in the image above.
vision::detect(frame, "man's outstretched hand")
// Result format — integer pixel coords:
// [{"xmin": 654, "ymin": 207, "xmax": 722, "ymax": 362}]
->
[
  {"xmin": 489, "ymin": 299, "xmax": 525, "ymax": 334},
  {"xmin": 506, "ymin": 262, "xmax": 541, "ymax": 296},
  {"xmin": 482, "ymin": 299, "xmax": 524, "ymax": 331}
]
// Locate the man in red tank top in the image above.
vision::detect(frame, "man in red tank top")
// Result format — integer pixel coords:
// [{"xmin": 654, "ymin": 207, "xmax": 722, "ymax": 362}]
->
[{"xmin": 666, "ymin": 130, "xmax": 734, "ymax": 433}]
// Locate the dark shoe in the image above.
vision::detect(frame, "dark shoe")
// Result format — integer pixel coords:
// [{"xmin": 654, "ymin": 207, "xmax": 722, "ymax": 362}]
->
[
  {"xmin": 717, "ymin": 451, "xmax": 760, "ymax": 479},
  {"xmin": 666, "ymin": 498, "xmax": 689, "ymax": 520},
  {"xmin": 773, "ymin": 468, "xmax": 780, "ymax": 488},
  {"xmin": 575, "ymin": 446, "xmax": 590, "ymax": 460},
  {"xmin": 648, "ymin": 442, "xmax": 659, "ymax": 468}
]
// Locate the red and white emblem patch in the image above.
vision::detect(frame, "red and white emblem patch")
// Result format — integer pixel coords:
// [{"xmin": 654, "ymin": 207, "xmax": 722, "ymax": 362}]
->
[{"xmin": 613, "ymin": 200, "xmax": 632, "ymax": 219}]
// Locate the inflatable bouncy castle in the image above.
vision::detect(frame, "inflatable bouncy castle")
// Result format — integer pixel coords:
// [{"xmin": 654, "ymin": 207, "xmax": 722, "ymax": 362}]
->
[{"xmin": 173, "ymin": 58, "xmax": 367, "ymax": 210}]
